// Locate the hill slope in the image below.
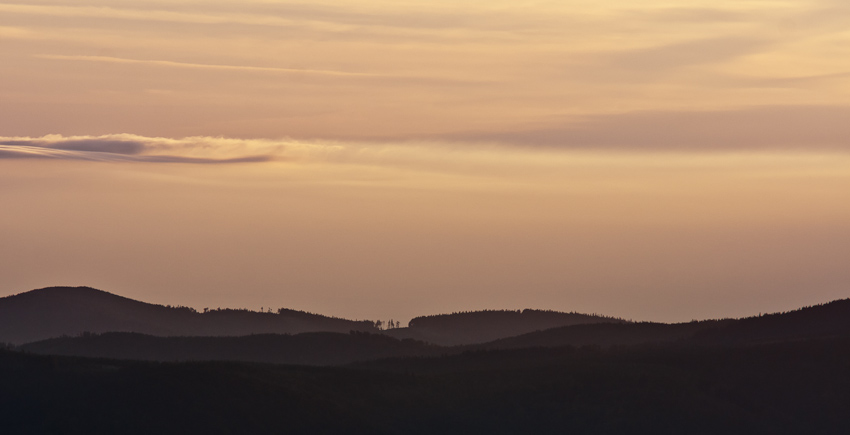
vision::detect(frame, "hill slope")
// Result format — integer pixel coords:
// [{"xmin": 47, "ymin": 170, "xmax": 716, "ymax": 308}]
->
[
  {"xmin": 476, "ymin": 299, "xmax": 850, "ymax": 351},
  {"xmin": 20, "ymin": 331, "xmax": 441, "ymax": 366},
  {"xmin": 14, "ymin": 297, "xmax": 850, "ymax": 365},
  {"xmin": 4, "ymin": 336, "xmax": 850, "ymax": 434},
  {"xmin": 385, "ymin": 309, "xmax": 624, "ymax": 346},
  {"xmin": 0, "ymin": 286, "xmax": 376, "ymax": 344}
]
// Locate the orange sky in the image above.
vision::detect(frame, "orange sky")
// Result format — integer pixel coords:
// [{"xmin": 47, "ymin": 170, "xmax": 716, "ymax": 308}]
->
[{"xmin": 1, "ymin": 0, "xmax": 849, "ymax": 322}]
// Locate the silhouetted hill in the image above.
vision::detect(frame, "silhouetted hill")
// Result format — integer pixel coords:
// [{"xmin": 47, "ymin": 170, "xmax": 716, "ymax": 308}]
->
[
  {"xmin": 475, "ymin": 320, "xmax": 732, "ymax": 350},
  {"xmin": 34, "ymin": 299, "xmax": 848, "ymax": 366},
  {"xmin": 20, "ymin": 331, "xmax": 441, "ymax": 366},
  {"xmin": 475, "ymin": 299, "xmax": 850, "ymax": 351},
  {"xmin": 692, "ymin": 298, "xmax": 850, "ymax": 345},
  {"xmin": 13, "ymin": 294, "xmax": 850, "ymax": 366},
  {"xmin": 4, "ymin": 336, "xmax": 850, "ymax": 434},
  {"xmin": 0, "ymin": 287, "xmax": 376, "ymax": 344},
  {"xmin": 384, "ymin": 309, "xmax": 624, "ymax": 345},
  {"xmin": 6, "ymin": 298, "xmax": 850, "ymax": 433}
]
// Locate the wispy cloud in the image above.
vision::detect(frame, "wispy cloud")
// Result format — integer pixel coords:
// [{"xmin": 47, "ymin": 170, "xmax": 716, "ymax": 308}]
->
[
  {"xmin": 0, "ymin": 3, "xmax": 347, "ymax": 31},
  {"xmin": 599, "ymin": 36, "xmax": 773, "ymax": 77},
  {"xmin": 0, "ymin": 135, "xmax": 275, "ymax": 163},
  {"xmin": 4, "ymin": 103, "xmax": 850, "ymax": 168},
  {"xmin": 439, "ymin": 105, "xmax": 850, "ymax": 151},
  {"xmin": 33, "ymin": 55, "xmax": 483, "ymax": 87},
  {"xmin": 35, "ymin": 55, "xmax": 385, "ymax": 78}
]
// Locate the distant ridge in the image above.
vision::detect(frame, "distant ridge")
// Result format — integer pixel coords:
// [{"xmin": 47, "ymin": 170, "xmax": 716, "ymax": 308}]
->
[
  {"xmin": 477, "ymin": 298, "xmax": 850, "ymax": 350},
  {"xmin": 5, "ymin": 285, "xmax": 849, "ymax": 363},
  {"xmin": 16, "ymin": 298, "xmax": 850, "ymax": 366},
  {"xmin": 6, "ymin": 288, "xmax": 850, "ymax": 366},
  {"xmin": 0, "ymin": 286, "xmax": 627, "ymax": 346},
  {"xmin": 691, "ymin": 298, "xmax": 850, "ymax": 345},
  {"xmin": 0, "ymin": 286, "xmax": 376, "ymax": 345},
  {"xmin": 384, "ymin": 309, "xmax": 625, "ymax": 346}
]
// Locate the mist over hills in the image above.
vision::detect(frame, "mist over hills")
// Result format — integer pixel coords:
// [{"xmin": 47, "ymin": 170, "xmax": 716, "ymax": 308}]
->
[
  {"xmin": 9, "ymin": 285, "xmax": 850, "ymax": 366},
  {"xmin": 16, "ymin": 308, "xmax": 632, "ymax": 365},
  {"xmin": 386, "ymin": 309, "xmax": 625, "ymax": 346},
  {"xmin": 3, "ymin": 286, "xmax": 850, "ymax": 433},
  {"xmin": 0, "ymin": 286, "xmax": 620, "ymax": 346}
]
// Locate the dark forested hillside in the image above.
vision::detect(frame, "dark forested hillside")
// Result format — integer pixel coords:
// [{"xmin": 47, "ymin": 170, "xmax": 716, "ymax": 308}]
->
[
  {"xmin": 13, "ymin": 298, "xmax": 850, "ymax": 366},
  {"xmin": 690, "ymin": 298, "xmax": 850, "ymax": 345},
  {"xmin": 473, "ymin": 299, "xmax": 850, "ymax": 351},
  {"xmin": 474, "ymin": 319, "xmax": 733, "ymax": 350},
  {"xmin": 4, "ymin": 295, "xmax": 850, "ymax": 433},
  {"xmin": 385, "ymin": 309, "xmax": 624, "ymax": 345},
  {"xmin": 0, "ymin": 287, "xmax": 631, "ymax": 347},
  {"xmin": 20, "ymin": 331, "xmax": 442, "ymax": 366},
  {"xmin": 0, "ymin": 287, "xmax": 376, "ymax": 344},
  {"xmin": 3, "ymin": 337, "xmax": 850, "ymax": 435}
]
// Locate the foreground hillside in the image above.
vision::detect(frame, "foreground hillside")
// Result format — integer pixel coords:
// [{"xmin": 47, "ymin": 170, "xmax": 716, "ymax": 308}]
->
[{"xmin": 3, "ymin": 337, "xmax": 850, "ymax": 434}]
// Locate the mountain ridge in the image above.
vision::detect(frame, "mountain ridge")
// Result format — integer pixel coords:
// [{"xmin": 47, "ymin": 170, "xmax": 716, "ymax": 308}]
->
[
  {"xmin": 16, "ymin": 297, "xmax": 850, "ymax": 366},
  {"xmin": 385, "ymin": 309, "xmax": 626, "ymax": 346},
  {"xmin": 0, "ymin": 286, "xmax": 622, "ymax": 346},
  {"xmin": 0, "ymin": 286, "xmax": 377, "ymax": 344}
]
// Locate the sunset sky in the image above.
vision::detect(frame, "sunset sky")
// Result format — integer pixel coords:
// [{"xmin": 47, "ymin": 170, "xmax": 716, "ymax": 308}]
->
[{"xmin": 2, "ymin": 0, "xmax": 849, "ymax": 323}]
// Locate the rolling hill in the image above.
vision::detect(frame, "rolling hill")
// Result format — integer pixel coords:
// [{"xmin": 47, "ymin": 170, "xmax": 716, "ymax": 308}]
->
[
  {"xmin": 385, "ymin": 309, "xmax": 625, "ymax": 346},
  {"xmin": 0, "ymin": 286, "xmax": 376, "ymax": 344},
  {"xmin": 4, "ymin": 336, "xmax": 850, "ymax": 434},
  {"xmin": 471, "ymin": 299, "xmax": 850, "ymax": 352},
  {"xmin": 0, "ymin": 286, "xmax": 625, "ymax": 346},
  {"xmin": 20, "ymin": 331, "xmax": 442, "ymax": 366},
  {"xmin": 17, "ymin": 299, "xmax": 850, "ymax": 366}
]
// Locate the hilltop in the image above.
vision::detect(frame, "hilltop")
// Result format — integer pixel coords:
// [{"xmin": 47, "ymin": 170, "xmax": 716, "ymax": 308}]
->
[{"xmin": 0, "ymin": 286, "xmax": 376, "ymax": 344}]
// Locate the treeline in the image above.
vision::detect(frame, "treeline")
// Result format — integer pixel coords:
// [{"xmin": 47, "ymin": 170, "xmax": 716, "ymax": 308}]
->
[{"xmin": 408, "ymin": 308, "xmax": 624, "ymax": 328}]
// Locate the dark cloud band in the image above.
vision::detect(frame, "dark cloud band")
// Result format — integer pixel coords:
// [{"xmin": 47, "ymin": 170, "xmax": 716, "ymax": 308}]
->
[{"xmin": 0, "ymin": 138, "xmax": 274, "ymax": 164}]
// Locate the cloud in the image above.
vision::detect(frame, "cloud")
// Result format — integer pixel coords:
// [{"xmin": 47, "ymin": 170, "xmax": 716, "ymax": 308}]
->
[
  {"xmin": 584, "ymin": 36, "xmax": 773, "ymax": 81},
  {"xmin": 0, "ymin": 2, "xmax": 551, "ymax": 45},
  {"xmin": 3, "ymin": 105, "xmax": 850, "ymax": 171},
  {"xmin": 46, "ymin": 139, "xmax": 146, "ymax": 154},
  {"xmin": 637, "ymin": 7, "xmax": 755, "ymax": 24},
  {"xmin": 0, "ymin": 136, "xmax": 276, "ymax": 163},
  {"xmin": 35, "ymin": 55, "xmax": 384, "ymax": 78},
  {"xmin": 439, "ymin": 105, "xmax": 850, "ymax": 151},
  {"xmin": 612, "ymin": 36, "xmax": 770, "ymax": 69},
  {"xmin": 34, "ymin": 55, "xmax": 485, "ymax": 87}
]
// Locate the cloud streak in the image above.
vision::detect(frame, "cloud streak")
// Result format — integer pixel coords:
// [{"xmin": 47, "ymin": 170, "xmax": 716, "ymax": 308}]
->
[
  {"xmin": 440, "ymin": 105, "xmax": 850, "ymax": 151},
  {"xmin": 4, "ymin": 103, "xmax": 850, "ymax": 169},
  {"xmin": 34, "ymin": 55, "xmax": 484, "ymax": 87},
  {"xmin": 36, "ymin": 55, "xmax": 386, "ymax": 78},
  {"xmin": 0, "ymin": 136, "xmax": 275, "ymax": 164}
]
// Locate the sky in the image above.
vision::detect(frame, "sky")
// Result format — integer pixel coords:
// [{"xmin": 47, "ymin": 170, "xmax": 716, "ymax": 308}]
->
[{"xmin": 1, "ymin": 0, "xmax": 850, "ymax": 323}]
